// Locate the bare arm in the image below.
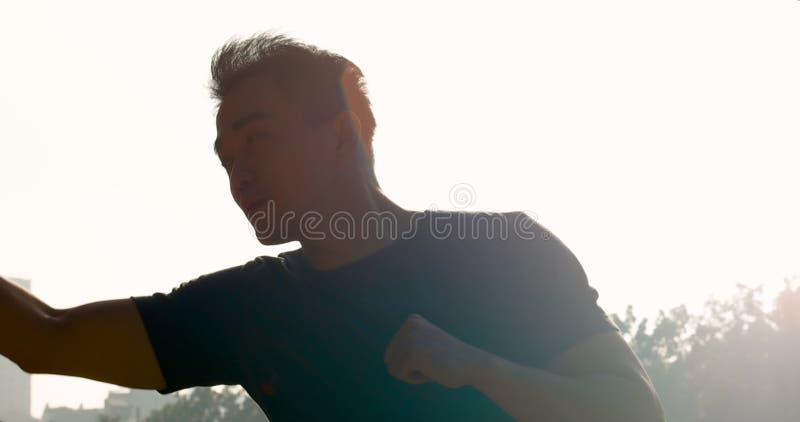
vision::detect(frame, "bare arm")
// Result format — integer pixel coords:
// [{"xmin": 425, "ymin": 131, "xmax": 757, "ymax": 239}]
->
[
  {"xmin": 1, "ymin": 275, "xmax": 167, "ymax": 390},
  {"xmin": 0, "ymin": 275, "xmax": 56, "ymax": 368},
  {"xmin": 469, "ymin": 330, "xmax": 665, "ymax": 422}
]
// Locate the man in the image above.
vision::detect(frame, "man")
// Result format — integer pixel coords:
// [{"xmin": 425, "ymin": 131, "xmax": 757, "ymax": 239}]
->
[{"xmin": 0, "ymin": 33, "xmax": 664, "ymax": 421}]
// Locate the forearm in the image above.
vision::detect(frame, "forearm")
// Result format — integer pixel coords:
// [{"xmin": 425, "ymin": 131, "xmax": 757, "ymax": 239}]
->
[
  {"xmin": 0, "ymin": 275, "xmax": 58, "ymax": 370},
  {"xmin": 469, "ymin": 348, "xmax": 664, "ymax": 422}
]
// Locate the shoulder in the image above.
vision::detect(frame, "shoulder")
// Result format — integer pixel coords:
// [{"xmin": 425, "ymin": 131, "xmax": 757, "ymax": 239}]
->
[
  {"xmin": 459, "ymin": 211, "xmax": 602, "ymax": 309},
  {"xmin": 166, "ymin": 255, "xmax": 289, "ymax": 299},
  {"xmin": 422, "ymin": 210, "xmax": 547, "ymax": 249},
  {"xmin": 452, "ymin": 210, "xmax": 570, "ymax": 270},
  {"xmin": 504, "ymin": 211, "xmax": 584, "ymax": 278}
]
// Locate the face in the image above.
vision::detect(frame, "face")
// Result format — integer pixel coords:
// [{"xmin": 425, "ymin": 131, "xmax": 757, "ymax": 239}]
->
[{"xmin": 215, "ymin": 74, "xmax": 337, "ymax": 245}]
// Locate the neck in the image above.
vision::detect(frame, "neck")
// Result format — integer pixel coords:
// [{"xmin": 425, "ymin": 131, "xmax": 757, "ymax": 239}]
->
[{"xmin": 297, "ymin": 179, "xmax": 415, "ymax": 272}]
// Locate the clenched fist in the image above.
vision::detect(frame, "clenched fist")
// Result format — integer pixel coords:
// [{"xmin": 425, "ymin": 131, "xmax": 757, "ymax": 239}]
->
[{"xmin": 383, "ymin": 313, "xmax": 487, "ymax": 389}]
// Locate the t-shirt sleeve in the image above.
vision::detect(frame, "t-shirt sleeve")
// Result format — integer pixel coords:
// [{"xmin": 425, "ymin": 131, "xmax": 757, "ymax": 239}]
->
[
  {"xmin": 129, "ymin": 264, "xmax": 252, "ymax": 394},
  {"xmin": 508, "ymin": 212, "xmax": 620, "ymax": 365},
  {"xmin": 542, "ymin": 231, "xmax": 620, "ymax": 358}
]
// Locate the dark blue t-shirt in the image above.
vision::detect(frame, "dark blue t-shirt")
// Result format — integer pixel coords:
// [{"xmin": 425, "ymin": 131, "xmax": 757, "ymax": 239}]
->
[{"xmin": 130, "ymin": 210, "xmax": 618, "ymax": 421}]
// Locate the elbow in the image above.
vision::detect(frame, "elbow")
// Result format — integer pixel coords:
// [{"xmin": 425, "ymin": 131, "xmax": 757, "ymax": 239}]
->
[
  {"xmin": 637, "ymin": 401, "xmax": 666, "ymax": 422},
  {"xmin": 647, "ymin": 392, "xmax": 667, "ymax": 422},
  {"xmin": 588, "ymin": 374, "xmax": 666, "ymax": 422},
  {"xmin": 626, "ymin": 380, "xmax": 666, "ymax": 422},
  {"xmin": 3, "ymin": 350, "xmax": 35, "ymax": 374},
  {"xmin": 14, "ymin": 312, "xmax": 64, "ymax": 374},
  {"xmin": 638, "ymin": 374, "xmax": 666, "ymax": 422},
  {"xmin": 599, "ymin": 388, "xmax": 664, "ymax": 422},
  {"xmin": 629, "ymin": 400, "xmax": 665, "ymax": 422},
  {"xmin": 16, "ymin": 358, "xmax": 39, "ymax": 375}
]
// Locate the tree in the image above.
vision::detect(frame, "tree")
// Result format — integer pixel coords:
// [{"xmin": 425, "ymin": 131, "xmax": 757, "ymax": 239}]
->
[
  {"xmin": 612, "ymin": 276, "xmax": 800, "ymax": 422},
  {"xmin": 143, "ymin": 386, "xmax": 265, "ymax": 422}
]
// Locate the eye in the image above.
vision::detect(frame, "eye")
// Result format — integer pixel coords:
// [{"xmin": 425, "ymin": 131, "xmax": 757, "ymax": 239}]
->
[{"xmin": 246, "ymin": 132, "xmax": 270, "ymax": 144}]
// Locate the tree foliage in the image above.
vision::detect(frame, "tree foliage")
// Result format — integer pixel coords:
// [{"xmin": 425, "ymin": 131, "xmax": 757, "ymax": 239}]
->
[
  {"xmin": 143, "ymin": 386, "xmax": 265, "ymax": 422},
  {"xmin": 613, "ymin": 276, "xmax": 800, "ymax": 422}
]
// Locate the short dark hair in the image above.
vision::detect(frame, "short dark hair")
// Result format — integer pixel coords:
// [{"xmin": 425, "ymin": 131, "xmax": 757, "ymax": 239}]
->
[{"xmin": 209, "ymin": 32, "xmax": 378, "ymax": 182}]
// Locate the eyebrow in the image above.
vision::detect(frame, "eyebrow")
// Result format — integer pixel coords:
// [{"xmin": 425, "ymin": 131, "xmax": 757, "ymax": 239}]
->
[{"xmin": 213, "ymin": 111, "xmax": 273, "ymax": 156}]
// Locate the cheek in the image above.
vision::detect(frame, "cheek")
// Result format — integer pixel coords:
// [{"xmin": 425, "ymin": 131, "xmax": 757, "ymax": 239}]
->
[
  {"xmin": 252, "ymin": 146, "xmax": 311, "ymax": 209},
  {"xmin": 286, "ymin": 156, "xmax": 334, "ymax": 214}
]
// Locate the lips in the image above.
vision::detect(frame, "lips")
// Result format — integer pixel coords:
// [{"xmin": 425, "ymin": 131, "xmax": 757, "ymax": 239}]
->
[{"xmin": 243, "ymin": 198, "xmax": 266, "ymax": 214}]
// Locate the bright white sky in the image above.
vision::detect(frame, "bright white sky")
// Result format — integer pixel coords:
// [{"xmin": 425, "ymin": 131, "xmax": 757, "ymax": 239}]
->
[{"xmin": 1, "ymin": 0, "xmax": 798, "ymax": 418}]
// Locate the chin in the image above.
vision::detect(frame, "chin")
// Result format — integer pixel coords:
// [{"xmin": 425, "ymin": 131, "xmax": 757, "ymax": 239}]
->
[
  {"xmin": 255, "ymin": 234, "xmax": 293, "ymax": 246},
  {"xmin": 252, "ymin": 224, "xmax": 294, "ymax": 245}
]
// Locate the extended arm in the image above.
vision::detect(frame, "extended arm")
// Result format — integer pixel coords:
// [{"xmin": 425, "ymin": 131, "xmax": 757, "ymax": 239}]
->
[
  {"xmin": 0, "ymin": 275, "xmax": 167, "ymax": 389},
  {"xmin": 0, "ymin": 275, "xmax": 57, "ymax": 370}
]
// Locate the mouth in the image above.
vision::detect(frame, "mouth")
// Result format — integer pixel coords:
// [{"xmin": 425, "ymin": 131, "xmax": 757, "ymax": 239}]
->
[{"xmin": 243, "ymin": 199, "xmax": 266, "ymax": 215}]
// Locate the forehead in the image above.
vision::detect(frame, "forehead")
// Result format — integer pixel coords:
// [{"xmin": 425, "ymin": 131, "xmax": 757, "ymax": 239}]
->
[{"xmin": 215, "ymin": 74, "xmax": 288, "ymax": 131}]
